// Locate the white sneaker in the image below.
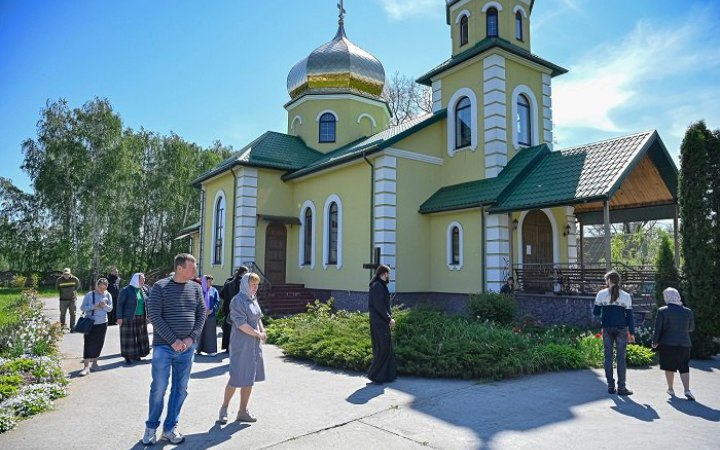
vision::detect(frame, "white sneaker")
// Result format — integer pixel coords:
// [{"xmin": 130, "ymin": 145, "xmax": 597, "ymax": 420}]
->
[
  {"xmin": 162, "ymin": 426, "xmax": 185, "ymax": 444},
  {"xmin": 685, "ymin": 390, "xmax": 695, "ymax": 401},
  {"xmin": 142, "ymin": 427, "xmax": 157, "ymax": 445},
  {"xmin": 90, "ymin": 361, "xmax": 100, "ymax": 371},
  {"xmin": 79, "ymin": 367, "xmax": 90, "ymax": 377},
  {"xmin": 666, "ymin": 388, "xmax": 675, "ymax": 396}
]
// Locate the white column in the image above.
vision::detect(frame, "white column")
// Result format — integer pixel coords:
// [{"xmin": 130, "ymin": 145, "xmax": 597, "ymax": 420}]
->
[
  {"xmin": 432, "ymin": 79, "xmax": 442, "ymax": 113},
  {"xmin": 234, "ymin": 167, "xmax": 258, "ymax": 267},
  {"xmin": 542, "ymin": 73, "xmax": 554, "ymax": 150},
  {"xmin": 485, "ymin": 213, "xmax": 510, "ymax": 292},
  {"xmin": 565, "ymin": 206, "xmax": 578, "ymax": 264},
  {"xmin": 483, "ymin": 54, "xmax": 507, "ymax": 177},
  {"xmin": 374, "ymin": 156, "xmax": 397, "ymax": 293}
]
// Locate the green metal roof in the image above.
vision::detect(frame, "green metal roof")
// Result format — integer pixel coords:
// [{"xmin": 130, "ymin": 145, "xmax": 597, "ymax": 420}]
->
[
  {"xmin": 282, "ymin": 110, "xmax": 447, "ymax": 181},
  {"xmin": 419, "ymin": 144, "xmax": 548, "ymax": 214},
  {"xmin": 490, "ymin": 131, "xmax": 671, "ymax": 213},
  {"xmin": 192, "ymin": 131, "xmax": 323, "ymax": 186},
  {"xmin": 416, "ymin": 37, "xmax": 567, "ymax": 86}
]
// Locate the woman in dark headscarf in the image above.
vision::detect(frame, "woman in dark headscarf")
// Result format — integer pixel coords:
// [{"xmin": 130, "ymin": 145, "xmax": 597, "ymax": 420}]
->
[
  {"xmin": 367, "ymin": 264, "xmax": 396, "ymax": 384},
  {"xmin": 117, "ymin": 273, "xmax": 150, "ymax": 364},
  {"xmin": 196, "ymin": 275, "xmax": 220, "ymax": 356},
  {"xmin": 106, "ymin": 266, "xmax": 121, "ymax": 325}
]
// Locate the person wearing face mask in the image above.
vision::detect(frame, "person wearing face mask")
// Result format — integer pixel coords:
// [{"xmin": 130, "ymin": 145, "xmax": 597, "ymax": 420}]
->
[
  {"xmin": 117, "ymin": 272, "xmax": 151, "ymax": 365},
  {"xmin": 78, "ymin": 278, "xmax": 113, "ymax": 376}
]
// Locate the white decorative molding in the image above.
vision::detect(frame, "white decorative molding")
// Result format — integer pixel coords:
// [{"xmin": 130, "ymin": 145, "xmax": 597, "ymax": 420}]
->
[
  {"xmin": 516, "ymin": 208, "xmax": 560, "ymax": 266},
  {"xmin": 210, "ymin": 190, "xmax": 227, "ymax": 268},
  {"xmin": 481, "ymin": 1, "xmax": 503, "ymax": 12},
  {"xmin": 298, "ymin": 200, "xmax": 316, "ymax": 269},
  {"xmin": 322, "ymin": 194, "xmax": 343, "ymax": 270},
  {"xmin": 483, "ymin": 54, "xmax": 507, "ymax": 177},
  {"xmin": 234, "ymin": 168, "xmax": 258, "ymax": 268},
  {"xmin": 449, "ymin": 0, "xmax": 471, "ymax": 11},
  {"xmin": 565, "ymin": 206, "xmax": 578, "ymax": 264},
  {"xmin": 286, "ymin": 94, "xmax": 388, "ymax": 111},
  {"xmin": 455, "ymin": 9, "xmax": 471, "ymax": 23},
  {"xmin": 446, "ymin": 221, "xmax": 464, "ymax": 270},
  {"xmin": 290, "ymin": 115, "xmax": 303, "ymax": 134},
  {"xmin": 374, "ymin": 156, "xmax": 398, "ymax": 293},
  {"xmin": 432, "ymin": 80, "xmax": 442, "ymax": 113},
  {"xmin": 316, "ymin": 109, "xmax": 338, "ymax": 122},
  {"xmin": 541, "ymin": 73, "xmax": 554, "ymax": 150},
  {"xmin": 513, "ymin": 5, "xmax": 528, "ymax": 18},
  {"xmin": 447, "ymin": 87, "xmax": 479, "ymax": 156},
  {"xmin": 510, "ymin": 84, "xmax": 540, "ymax": 151},
  {"xmin": 485, "ymin": 213, "xmax": 510, "ymax": 291},
  {"xmin": 356, "ymin": 113, "xmax": 377, "ymax": 130},
  {"xmin": 384, "ymin": 147, "xmax": 444, "ymax": 165}
]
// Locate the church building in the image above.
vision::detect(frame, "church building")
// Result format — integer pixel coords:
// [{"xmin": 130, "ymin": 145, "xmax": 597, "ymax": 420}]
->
[{"xmin": 190, "ymin": 0, "xmax": 678, "ymax": 312}]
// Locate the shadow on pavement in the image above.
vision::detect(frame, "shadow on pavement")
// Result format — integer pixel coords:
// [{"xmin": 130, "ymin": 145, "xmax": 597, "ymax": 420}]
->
[
  {"xmin": 610, "ymin": 395, "xmax": 659, "ymax": 421},
  {"xmin": 667, "ymin": 396, "xmax": 720, "ymax": 421},
  {"xmin": 125, "ymin": 422, "xmax": 250, "ymax": 450},
  {"xmin": 346, "ymin": 382, "xmax": 386, "ymax": 404}
]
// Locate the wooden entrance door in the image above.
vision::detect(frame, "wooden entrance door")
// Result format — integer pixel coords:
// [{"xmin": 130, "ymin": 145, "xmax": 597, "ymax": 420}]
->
[
  {"xmin": 264, "ymin": 223, "xmax": 287, "ymax": 284},
  {"xmin": 522, "ymin": 210, "xmax": 553, "ymax": 291}
]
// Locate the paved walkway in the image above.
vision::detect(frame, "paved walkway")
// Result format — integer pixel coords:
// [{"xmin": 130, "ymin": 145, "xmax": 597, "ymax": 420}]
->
[{"xmin": 1, "ymin": 296, "xmax": 718, "ymax": 449}]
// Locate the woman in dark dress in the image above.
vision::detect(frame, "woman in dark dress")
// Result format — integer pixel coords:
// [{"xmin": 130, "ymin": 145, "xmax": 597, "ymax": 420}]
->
[
  {"xmin": 106, "ymin": 267, "xmax": 120, "ymax": 325},
  {"xmin": 367, "ymin": 264, "xmax": 396, "ymax": 383},
  {"xmin": 196, "ymin": 274, "xmax": 220, "ymax": 356}
]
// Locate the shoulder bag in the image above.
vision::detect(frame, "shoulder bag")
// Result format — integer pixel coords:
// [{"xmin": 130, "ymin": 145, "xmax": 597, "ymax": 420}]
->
[{"xmin": 73, "ymin": 292, "xmax": 96, "ymax": 335}]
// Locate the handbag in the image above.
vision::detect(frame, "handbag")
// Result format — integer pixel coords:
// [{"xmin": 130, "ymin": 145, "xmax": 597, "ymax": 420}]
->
[{"xmin": 73, "ymin": 292, "xmax": 96, "ymax": 335}]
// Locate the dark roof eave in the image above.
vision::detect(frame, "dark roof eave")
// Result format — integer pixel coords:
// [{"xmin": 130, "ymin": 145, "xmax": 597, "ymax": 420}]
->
[
  {"xmin": 417, "ymin": 38, "xmax": 567, "ymax": 86},
  {"xmin": 489, "ymin": 194, "xmax": 610, "ymax": 214},
  {"xmin": 419, "ymin": 201, "xmax": 491, "ymax": 215}
]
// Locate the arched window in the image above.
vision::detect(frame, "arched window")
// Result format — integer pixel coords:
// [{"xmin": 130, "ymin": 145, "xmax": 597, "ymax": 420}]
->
[
  {"xmin": 303, "ymin": 208, "xmax": 313, "ymax": 265},
  {"xmin": 486, "ymin": 8, "xmax": 498, "ymax": 37},
  {"xmin": 446, "ymin": 221, "xmax": 464, "ymax": 270},
  {"xmin": 455, "ymin": 96, "xmax": 472, "ymax": 149},
  {"xmin": 459, "ymin": 15, "xmax": 469, "ymax": 46},
  {"xmin": 515, "ymin": 11, "xmax": 523, "ymax": 41},
  {"xmin": 319, "ymin": 112, "xmax": 336, "ymax": 143},
  {"xmin": 327, "ymin": 202, "xmax": 338, "ymax": 264},
  {"xmin": 213, "ymin": 195, "xmax": 225, "ymax": 265},
  {"xmin": 517, "ymin": 94, "xmax": 531, "ymax": 146}
]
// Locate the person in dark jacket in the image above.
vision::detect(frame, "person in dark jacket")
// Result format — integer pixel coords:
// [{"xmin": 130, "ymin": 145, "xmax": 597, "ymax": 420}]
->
[
  {"xmin": 196, "ymin": 275, "xmax": 220, "ymax": 356},
  {"xmin": 593, "ymin": 270, "xmax": 635, "ymax": 396},
  {"xmin": 117, "ymin": 273, "xmax": 150, "ymax": 364},
  {"xmin": 56, "ymin": 268, "xmax": 81, "ymax": 331},
  {"xmin": 367, "ymin": 264, "xmax": 396, "ymax": 384},
  {"xmin": 219, "ymin": 266, "xmax": 248, "ymax": 352},
  {"xmin": 106, "ymin": 266, "xmax": 121, "ymax": 325},
  {"xmin": 652, "ymin": 287, "xmax": 695, "ymax": 401}
]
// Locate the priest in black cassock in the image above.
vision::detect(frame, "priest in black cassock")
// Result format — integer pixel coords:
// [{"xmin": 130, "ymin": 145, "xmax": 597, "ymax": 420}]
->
[{"xmin": 367, "ymin": 264, "xmax": 397, "ymax": 384}]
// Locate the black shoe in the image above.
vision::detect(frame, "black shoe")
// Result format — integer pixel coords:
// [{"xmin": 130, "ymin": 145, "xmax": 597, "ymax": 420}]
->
[
  {"xmin": 124, "ymin": 358, "xmax": 133, "ymax": 365},
  {"xmin": 617, "ymin": 387, "xmax": 633, "ymax": 396},
  {"xmin": 608, "ymin": 386, "xmax": 616, "ymax": 394}
]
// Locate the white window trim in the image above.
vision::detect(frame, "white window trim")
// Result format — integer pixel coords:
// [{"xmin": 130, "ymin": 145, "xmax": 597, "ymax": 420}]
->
[
  {"xmin": 447, "ymin": 88, "xmax": 478, "ymax": 156},
  {"xmin": 481, "ymin": 1, "xmax": 503, "ymax": 13},
  {"xmin": 290, "ymin": 115, "xmax": 303, "ymax": 134},
  {"xmin": 455, "ymin": 9, "xmax": 471, "ymax": 23},
  {"xmin": 316, "ymin": 110, "xmax": 338, "ymax": 122},
  {"xmin": 446, "ymin": 221, "xmax": 464, "ymax": 270},
  {"xmin": 323, "ymin": 194, "xmax": 343, "ymax": 270},
  {"xmin": 513, "ymin": 5, "xmax": 528, "ymax": 18},
  {"xmin": 211, "ymin": 190, "xmax": 226, "ymax": 268},
  {"xmin": 356, "ymin": 113, "xmax": 377, "ymax": 131},
  {"xmin": 511, "ymin": 85, "xmax": 540, "ymax": 150},
  {"xmin": 299, "ymin": 200, "xmax": 316, "ymax": 269}
]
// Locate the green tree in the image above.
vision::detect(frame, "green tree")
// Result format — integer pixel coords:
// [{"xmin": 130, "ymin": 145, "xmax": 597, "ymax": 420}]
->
[
  {"xmin": 678, "ymin": 121, "xmax": 718, "ymax": 358},
  {"xmin": 654, "ymin": 234, "xmax": 680, "ymax": 309}
]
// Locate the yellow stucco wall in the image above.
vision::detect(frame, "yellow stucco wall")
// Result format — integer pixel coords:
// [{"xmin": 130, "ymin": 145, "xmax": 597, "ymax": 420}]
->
[
  {"xmin": 449, "ymin": 0, "xmax": 532, "ymax": 56},
  {"xmin": 201, "ymin": 173, "xmax": 235, "ymax": 281},
  {"xmin": 286, "ymin": 97, "xmax": 390, "ymax": 152}
]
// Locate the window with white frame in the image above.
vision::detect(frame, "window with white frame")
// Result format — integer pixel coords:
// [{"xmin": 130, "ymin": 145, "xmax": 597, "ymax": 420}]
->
[
  {"xmin": 515, "ymin": 11, "xmax": 523, "ymax": 41},
  {"xmin": 212, "ymin": 193, "xmax": 225, "ymax": 265},
  {"xmin": 323, "ymin": 195, "xmax": 343, "ymax": 269},
  {"xmin": 455, "ymin": 96, "xmax": 472, "ymax": 148},
  {"xmin": 304, "ymin": 209, "xmax": 313, "ymax": 265},
  {"xmin": 486, "ymin": 8, "xmax": 498, "ymax": 37},
  {"xmin": 299, "ymin": 201, "xmax": 316, "ymax": 268},
  {"xmin": 446, "ymin": 221, "xmax": 464, "ymax": 270},
  {"xmin": 459, "ymin": 15, "xmax": 469, "ymax": 46},
  {"xmin": 517, "ymin": 94, "xmax": 531, "ymax": 146},
  {"xmin": 319, "ymin": 112, "xmax": 336, "ymax": 143},
  {"xmin": 447, "ymin": 88, "xmax": 478, "ymax": 156}
]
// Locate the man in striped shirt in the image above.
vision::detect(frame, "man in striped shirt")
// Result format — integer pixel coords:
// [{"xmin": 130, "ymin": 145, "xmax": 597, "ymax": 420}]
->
[{"xmin": 142, "ymin": 254, "xmax": 206, "ymax": 446}]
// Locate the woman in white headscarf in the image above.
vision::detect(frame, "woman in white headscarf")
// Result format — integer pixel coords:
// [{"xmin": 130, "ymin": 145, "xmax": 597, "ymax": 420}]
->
[
  {"xmin": 652, "ymin": 287, "xmax": 696, "ymax": 400},
  {"xmin": 117, "ymin": 273, "xmax": 151, "ymax": 365},
  {"xmin": 218, "ymin": 272, "xmax": 266, "ymax": 424}
]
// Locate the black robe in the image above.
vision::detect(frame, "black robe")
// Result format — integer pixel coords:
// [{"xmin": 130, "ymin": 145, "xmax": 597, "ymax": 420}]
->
[
  {"xmin": 219, "ymin": 276, "xmax": 241, "ymax": 351},
  {"xmin": 367, "ymin": 277, "xmax": 396, "ymax": 383},
  {"xmin": 106, "ymin": 273, "xmax": 121, "ymax": 325}
]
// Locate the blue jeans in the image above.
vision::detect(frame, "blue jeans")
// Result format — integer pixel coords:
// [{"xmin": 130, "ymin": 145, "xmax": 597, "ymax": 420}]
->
[
  {"xmin": 146, "ymin": 343, "xmax": 196, "ymax": 431},
  {"xmin": 602, "ymin": 326, "xmax": 628, "ymax": 388}
]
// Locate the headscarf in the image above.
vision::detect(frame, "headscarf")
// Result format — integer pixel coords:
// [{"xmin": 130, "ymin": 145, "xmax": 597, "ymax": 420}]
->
[
  {"xmin": 663, "ymin": 287, "xmax": 683, "ymax": 306},
  {"xmin": 238, "ymin": 273, "xmax": 255, "ymax": 300},
  {"xmin": 201, "ymin": 275, "xmax": 212, "ymax": 309},
  {"xmin": 129, "ymin": 273, "xmax": 143, "ymax": 288}
]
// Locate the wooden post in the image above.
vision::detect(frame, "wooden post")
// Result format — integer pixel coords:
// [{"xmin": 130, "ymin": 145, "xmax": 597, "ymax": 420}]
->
[
  {"xmin": 508, "ymin": 212, "xmax": 514, "ymax": 279},
  {"xmin": 603, "ymin": 200, "xmax": 611, "ymax": 271}
]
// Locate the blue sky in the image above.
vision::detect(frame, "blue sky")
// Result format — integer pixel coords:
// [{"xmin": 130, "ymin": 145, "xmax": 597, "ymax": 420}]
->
[{"xmin": 2, "ymin": 0, "xmax": 719, "ymax": 193}]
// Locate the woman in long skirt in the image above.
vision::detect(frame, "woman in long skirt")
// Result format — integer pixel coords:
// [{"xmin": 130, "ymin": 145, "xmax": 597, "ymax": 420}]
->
[
  {"xmin": 106, "ymin": 266, "xmax": 121, "ymax": 325},
  {"xmin": 218, "ymin": 273, "xmax": 266, "ymax": 424},
  {"xmin": 197, "ymin": 274, "xmax": 220, "ymax": 356},
  {"xmin": 367, "ymin": 264, "xmax": 396, "ymax": 384},
  {"xmin": 117, "ymin": 273, "xmax": 150, "ymax": 364},
  {"xmin": 79, "ymin": 278, "xmax": 113, "ymax": 376}
]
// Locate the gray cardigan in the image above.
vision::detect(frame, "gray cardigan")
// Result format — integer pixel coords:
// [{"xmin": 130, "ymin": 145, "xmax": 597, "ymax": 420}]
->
[{"xmin": 652, "ymin": 304, "xmax": 694, "ymax": 347}]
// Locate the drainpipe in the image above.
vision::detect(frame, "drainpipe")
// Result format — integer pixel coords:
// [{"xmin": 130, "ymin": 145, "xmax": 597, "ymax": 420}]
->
[
  {"xmin": 363, "ymin": 151, "xmax": 374, "ymax": 280},
  {"xmin": 481, "ymin": 207, "xmax": 486, "ymax": 293},
  {"xmin": 230, "ymin": 167, "xmax": 239, "ymax": 278}
]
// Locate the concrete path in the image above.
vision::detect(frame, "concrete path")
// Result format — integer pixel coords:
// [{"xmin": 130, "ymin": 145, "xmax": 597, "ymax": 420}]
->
[{"xmin": 1, "ymin": 296, "xmax": 718, "ymax": 449}]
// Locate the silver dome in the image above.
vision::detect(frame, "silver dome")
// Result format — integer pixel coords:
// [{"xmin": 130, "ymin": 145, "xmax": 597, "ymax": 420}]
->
[{"xmin": 287, "ymin": 22, "xmax": 386, "ymax": 100}]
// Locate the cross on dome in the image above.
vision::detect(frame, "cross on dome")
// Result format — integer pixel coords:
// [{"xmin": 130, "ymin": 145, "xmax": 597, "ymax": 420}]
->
[{"xmin": 337, "ymin": 0, "xmax": 346, "ymax": 25}]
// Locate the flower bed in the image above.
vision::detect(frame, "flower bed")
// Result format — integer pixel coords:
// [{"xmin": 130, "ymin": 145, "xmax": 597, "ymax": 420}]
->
[{"xmin": 0, "ymin": 289, "xmax": 68, "ymax": 433}]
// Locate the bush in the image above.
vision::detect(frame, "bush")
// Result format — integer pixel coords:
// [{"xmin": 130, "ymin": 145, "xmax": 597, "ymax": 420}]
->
[
  {"xmin": 9, "ymin": 275, "xmax": 27, "ymax": 289},
  {"xmin": 0, "ymin": 409, "xmax": 16, "ymax": 433},
  {"xmin": 532, "ymin": 343, "xmax": 585, "ymax": 371},
  {"xmin": 577, "ymin": 333, "xmax": 654, "ymax": 367},
  {"xmin": 468, "ymin": 292, "xmax": 517, "ymax": 325}
]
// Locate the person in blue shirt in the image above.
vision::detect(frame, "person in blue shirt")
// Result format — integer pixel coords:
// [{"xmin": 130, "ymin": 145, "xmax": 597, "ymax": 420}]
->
[{"xmin": 593, "ymin": 270, "xmax": 635, "ymax": 395}]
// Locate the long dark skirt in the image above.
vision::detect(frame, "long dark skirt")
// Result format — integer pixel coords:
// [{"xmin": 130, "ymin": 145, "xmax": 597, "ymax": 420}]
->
[
  {"xmin": 83, "ymin": 322, "xmax": 108, "ymax": 359},
  {"xmin": 221, "ymin": 318, "xmax": 232, "ymax": 351},
  {"xmin": 120, "ymin": 315, "xmax": 150, "ymax": 360},
  {"xmin": 197, "ymin": 314, "xmax": 218, "ymax": 354},
  {"xmin": 367, "ymin": 321, "xmax": 396, "ymax": 383}
]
